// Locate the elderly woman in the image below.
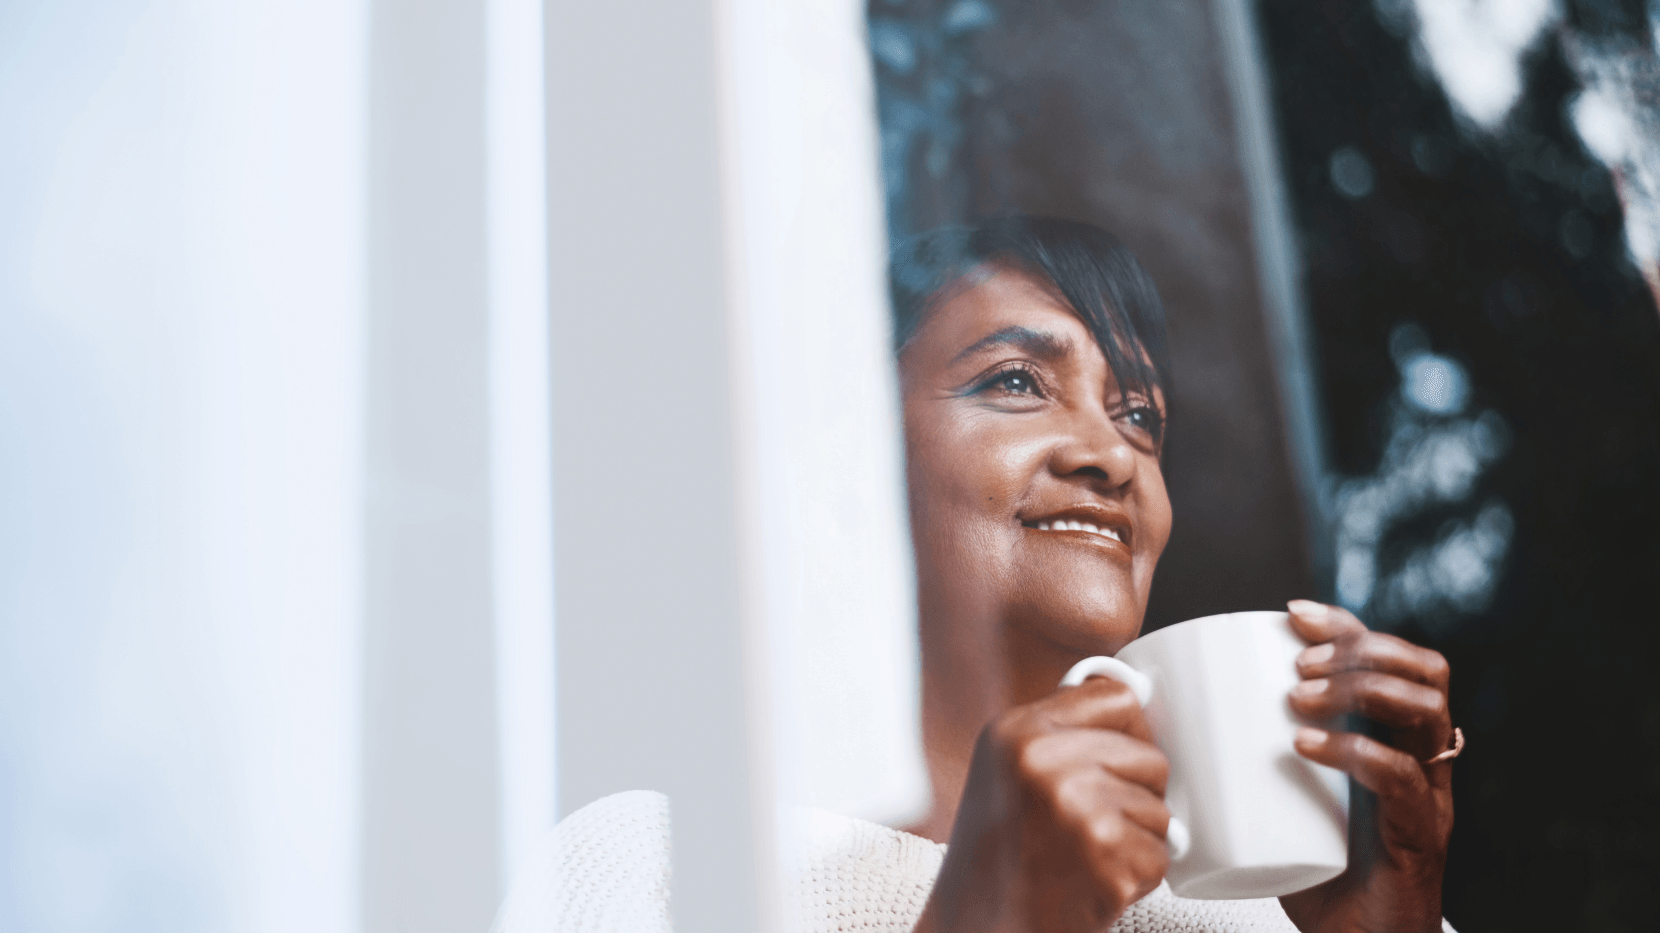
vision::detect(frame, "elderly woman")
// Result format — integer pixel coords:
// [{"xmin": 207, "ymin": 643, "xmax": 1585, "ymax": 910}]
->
[{"xmin": 506, "ymin": 217, "xmax": 1458, "ymax": 933}]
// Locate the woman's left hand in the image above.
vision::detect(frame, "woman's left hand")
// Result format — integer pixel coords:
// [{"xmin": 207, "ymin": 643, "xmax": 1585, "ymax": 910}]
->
[{"xmin": 1277, "ymin": 599, "xmax": 1455, "ymax": 933}]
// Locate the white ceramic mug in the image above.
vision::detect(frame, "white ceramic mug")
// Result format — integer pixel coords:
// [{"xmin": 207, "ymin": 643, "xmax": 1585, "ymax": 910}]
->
[{"xmin": 1059, "ymin": 610, "xmax": 1349, "ymax": 900}]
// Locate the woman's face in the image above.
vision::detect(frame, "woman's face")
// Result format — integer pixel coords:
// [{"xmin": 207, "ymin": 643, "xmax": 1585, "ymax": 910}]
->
[{"xmin": 900, "ymin": 267, "xmax": 1173, "ymax": 677}]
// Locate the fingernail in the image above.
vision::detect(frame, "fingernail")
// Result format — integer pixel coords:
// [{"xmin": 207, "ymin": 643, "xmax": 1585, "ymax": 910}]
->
[
  {"xmin": 1291, "ymin": 678, "xmax": 1329, "ymax": 698},
  {"xmin": 1298, "ymin": 643, "xmax": 1336, "ymax": 668},
  {"xmin": 1287, "ymin": 599, "xmax": 1327, "ymax": 620},
  {"xmin": 1295, "ymin": 727, "xmax": 1329, "ymax": 749}
]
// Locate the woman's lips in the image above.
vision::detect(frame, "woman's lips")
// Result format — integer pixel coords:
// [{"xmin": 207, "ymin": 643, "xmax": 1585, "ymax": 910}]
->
[
  {"xmin": 1027, "ymin": 518, "xmax": 1123, "ymax": 543},
  {"xmin": 1019, "ymin": 506, "xmax": 1133, "ymax": 551}
]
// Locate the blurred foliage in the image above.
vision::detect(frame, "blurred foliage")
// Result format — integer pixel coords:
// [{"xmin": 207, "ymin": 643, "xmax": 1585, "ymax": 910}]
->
[
  {"xmin": 1258, "ymin": 2, "xmax": 1660, "ymax": 929},
  {"xmin": 867, "ymin": 0, "xmax": 998, "ymax": 245}
]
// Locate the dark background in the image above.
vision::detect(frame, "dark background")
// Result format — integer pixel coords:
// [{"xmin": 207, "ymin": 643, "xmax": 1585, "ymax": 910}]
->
[
  {"xmin": 870, "ymin": 0, "xmax": 1660, "ymax": 929},
  {"xmin": 1258, "ymin": 3, "xmax": 1660, "ymax": 930}
]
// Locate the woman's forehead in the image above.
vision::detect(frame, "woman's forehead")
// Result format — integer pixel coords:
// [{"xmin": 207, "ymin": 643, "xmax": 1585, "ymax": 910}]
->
[{"xmin": 908, "ymin": 270, "xmax": 1098, "ymax": 366}]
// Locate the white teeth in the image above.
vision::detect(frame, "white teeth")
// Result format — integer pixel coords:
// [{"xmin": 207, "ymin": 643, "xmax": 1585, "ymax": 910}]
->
[{"xmin": 1031, "ymin": 519, "xmax": 1124, "ymax": 543}]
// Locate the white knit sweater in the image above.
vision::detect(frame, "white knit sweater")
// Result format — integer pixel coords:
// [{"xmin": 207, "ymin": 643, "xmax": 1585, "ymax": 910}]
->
[{"xmin": 492, "ymin": 790, "xmax": 1454, "ymax": 933}]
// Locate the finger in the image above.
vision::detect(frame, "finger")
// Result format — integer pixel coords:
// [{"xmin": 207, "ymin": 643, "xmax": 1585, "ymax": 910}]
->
[
  {"xmin": 1286, "ymin": 599, "xmax": 1367, "ymax": 645},
  {"xmin": 1036, "ymin": 675, "xmax": 1155, "ymax": 743},
  {"xmin": 1288, "ymin": 671, "xmax": 1451, "ymax": 745},
  {"xmin": 1052, "ymin": 766, "xmax": 1173, "ymax": 839},
  {"xmin": 1026, "ymin": 730, "xmax": 1171, "ymax": 797},
  {"xmin": 1035, "ymin": 730, "xmax": 1181, "ymax": 803},
  {"xmin": 1078, "ymin": 808, "xmax": 1172, "ymax": 910},
  {"xmin": 1294, "ymin": 727, "xmax": 1430, "ymax": 800},
  {"xmin": 1296, "ymin": 630, "xmax": 1451, "ymax": 691}
]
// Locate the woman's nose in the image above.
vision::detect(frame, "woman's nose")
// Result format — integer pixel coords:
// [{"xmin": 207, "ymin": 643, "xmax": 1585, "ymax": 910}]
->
[{"xmin": 1047, "ymin": 410, "xmax": 1138, "ymax": 489}]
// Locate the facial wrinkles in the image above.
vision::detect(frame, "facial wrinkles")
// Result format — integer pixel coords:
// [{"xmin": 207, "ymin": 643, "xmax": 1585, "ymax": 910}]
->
[
  {"xmin": 929, "ymin": 329, "xmax": 1134, "ymax": 519},
  {"xmin": 902, "ymin": 269, "xmax": 1171, "ymax": 660}
]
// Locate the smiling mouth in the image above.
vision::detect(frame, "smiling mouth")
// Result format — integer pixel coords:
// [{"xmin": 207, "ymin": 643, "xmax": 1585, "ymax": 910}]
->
[{"xmin": 1023, "ymin": 519, "xmax": 1125, "ymax": 544}]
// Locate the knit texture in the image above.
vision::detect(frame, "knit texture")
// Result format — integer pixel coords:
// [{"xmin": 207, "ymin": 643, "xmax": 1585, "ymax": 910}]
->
[
  {"xmin": 492, "ymin": 790, "xmax": 673, "ymax": 933},
  {"xmin": 491, "ymin": 790, "xmax": 1453, "ymax": 933},
  {"xmin": 779, "ymin": 805, "xmax": 945, "ymax": 932}
]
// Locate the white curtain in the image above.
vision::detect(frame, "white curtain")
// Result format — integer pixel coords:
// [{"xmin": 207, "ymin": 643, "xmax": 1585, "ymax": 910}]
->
[
  {"xmin": 0, "ymin": 1, "xmax": 919, "ymax": 930},
  {"xmin": 0, "ymin": 2, "xmax": 366, "ymax": 932}
]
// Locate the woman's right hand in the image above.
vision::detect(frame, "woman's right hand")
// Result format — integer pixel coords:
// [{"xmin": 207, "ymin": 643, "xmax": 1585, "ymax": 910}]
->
[{"xmin": 914, "ymin": 676, "xmax": 1173, "ymax": 933}]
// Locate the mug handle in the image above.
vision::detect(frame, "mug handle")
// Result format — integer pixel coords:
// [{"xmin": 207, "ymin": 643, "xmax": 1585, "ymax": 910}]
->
[{"xmin": 1059, "ymin": 656, "xmax": 1192, "ymax": 861}]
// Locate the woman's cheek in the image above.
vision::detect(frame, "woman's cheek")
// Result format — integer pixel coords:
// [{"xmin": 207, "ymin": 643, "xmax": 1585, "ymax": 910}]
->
[{"xmin": 1138, "ymin": 464, "xmax": 1173, "ymax": 553}]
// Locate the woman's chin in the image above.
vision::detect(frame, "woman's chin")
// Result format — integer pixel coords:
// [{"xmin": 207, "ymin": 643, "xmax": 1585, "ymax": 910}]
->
[{"xmin": 1008, "ymin": 590, "xmax": 1144, "ymax": 660}]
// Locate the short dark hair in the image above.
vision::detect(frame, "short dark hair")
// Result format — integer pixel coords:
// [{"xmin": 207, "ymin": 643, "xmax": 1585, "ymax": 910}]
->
[{"xmin": 888, "ymin": 216, "xmax": 1172, "ymax": 402}]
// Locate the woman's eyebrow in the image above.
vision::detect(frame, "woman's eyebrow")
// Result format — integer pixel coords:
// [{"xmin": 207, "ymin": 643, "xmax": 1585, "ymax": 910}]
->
[{"xmin": 950, "ymin": 326, "xmax": 1074, "ymax": 365}]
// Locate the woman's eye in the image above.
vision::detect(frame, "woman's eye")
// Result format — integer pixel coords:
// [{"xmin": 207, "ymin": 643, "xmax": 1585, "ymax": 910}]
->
[
  {"xmin": 1120, "ymin": 405, "xmax": 1165, "ymax": 444},
  {"xmin": 977, "ymin": 367, "xmax": 1042, "ymax": 397},
  {"xmin": 997, "ymin": 371, "xmax": 1037, "ymax": 394}
]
